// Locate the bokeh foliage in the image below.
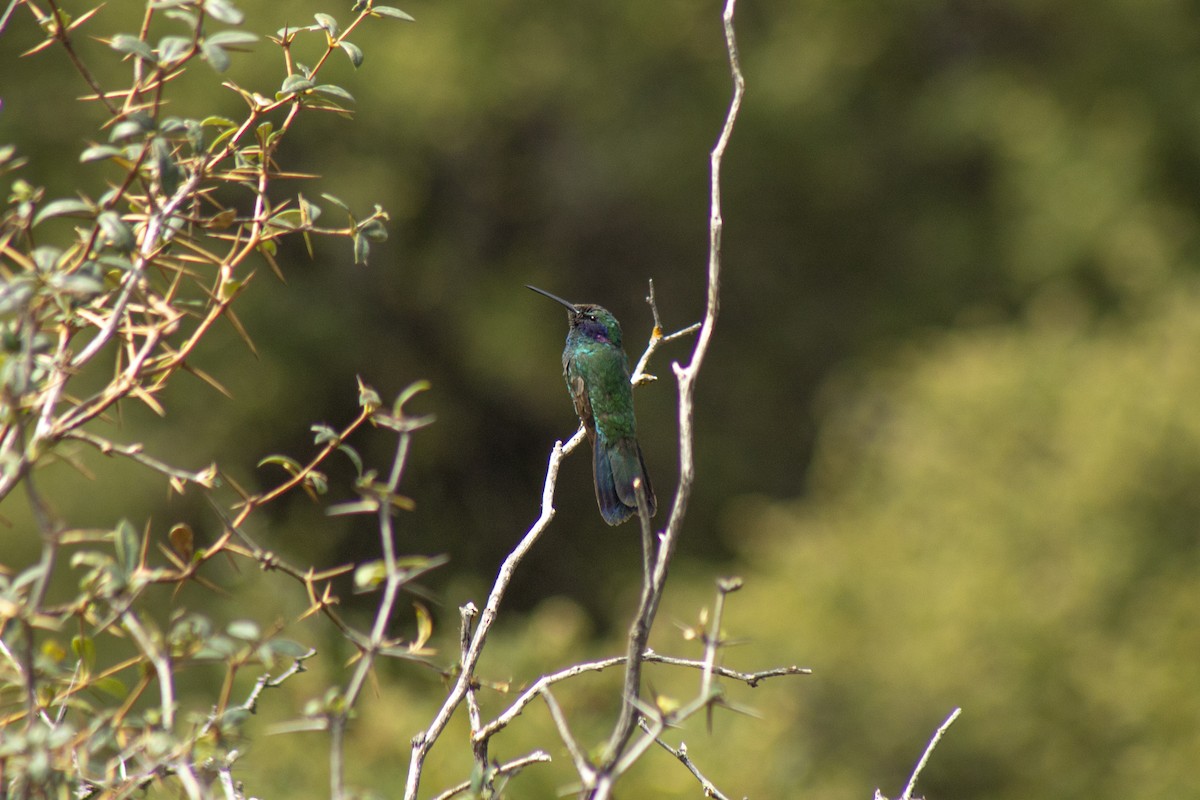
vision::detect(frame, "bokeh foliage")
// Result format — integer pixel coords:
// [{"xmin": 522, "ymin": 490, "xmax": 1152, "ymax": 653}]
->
[{"xmin": 4, "ymin": 0, "xmax": 1200, "ymax": 797}]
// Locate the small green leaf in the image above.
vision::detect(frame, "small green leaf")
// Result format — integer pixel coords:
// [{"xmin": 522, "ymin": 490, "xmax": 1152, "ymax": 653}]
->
[
  {"xmin": 71, "ymin": 636, "xmax": 97, "ymax": 670},
  {"xmin": 203, "ymin": 0, "xmax": 244, "ymax": 25},
  {"xmin": 55, "ymin": 273, "xmax": 105, "ymax": 298},
  {"xmin": 201, "ymin": 41, "xmax": 230, "ymax": 72},
  {"xmin": 354, "ymin": 560, "xmax": 387, "ymax": 592},
  {"xmin": 33, "ymin": 198, "xmax": 93, "ymax": 226},
  {"xmin": 329, "ymin": 498, "xmax": 380, "ymax": 517},
  {"xmin": 389, "ymin": 494, "xmax": 416, "ymax": 511},
  {"xmin": 313, "ymin": 84, "xmax": 354, "ymax": 103},
  {"xmin": 162, "ymin": 7, "xmax": 198, "ymax": 27},
  {"xmin": 371, "ymin": 6, "xmax": 415, "ymax": 21},
  {"xmin": 200, "ymin": 116, "xmax": 237, "ymax": 128},
  {"xmin": 196, "ymin": 635, "xmax": 238, "ymax": 660},
  {"xmin": 320, "ymin": 192, "xmax": 351, "ymax": 212},
  {"xmin": 184, "ymin": 119, "xmax": 204, "ymax": 152},
  {"xmin": 156, "ymin": 35, "xmax": 192, "ymax": 65},
  {"xmin": 305, "ymin": 471, "xmax": 328, "ymax": 495},
  {"xmin": 313, "ymin": 12, "xmax": 339, "ymax": 37},
  {"xmin": 0, "ymin": 281, "xmax": 33, "ymax": 315},
  {"xmin": 353, "ymin": 232, "xmax": 369, "ymax": 265},
  {"xmin": 268, "ymin": 209, "xmax": 304, "ymax": 230},
  {"xmin": 97, "ymin": 212, "xmax": 135, "ymax": 252},
  {"xmin": 31, "ymin": 246, "xmax": 63, "ymax": 273},
  {"xmin": 110, "ymin": 34, "xmax": 155, "ymax": 62},
  {"xmin": 255, "ymin": 120, "xmax": 275, "ymax": 146},
  {"xmin": 358, "ymin": 379, "xmax": 381, "ymax": 411},
  {"xmin": 310, "ymin": 424, "xmax": 338, "ymax": 445},
  {"xmin": 112, "ymin": 520, "xmax": 140, "ymax": 578},
  {"xmin": 109, "ymin": 122, "xmax": 144, "ymax": 143},
  {"xmin": 98, "ymin": 254, "xmax": 135, "ymax": 272},
  {"xmin": 227, "ymin": 620, "xmax": 260, "ymax": 641},
  {"xmin": 339, "ymin": 40, "xmax": 363, "ymax": 68},
  {"xmin": 338, "ymin": 444, "xmax": 364, "ymax": 476},
  {"xmin": 280, "ymin": 74, "xmax": 315, "ymax": 96},
  {"xmin": 70, "ymin": 551, "xmax": 114, "ymax": 571},
  {"xmin": 79, "ymin": 144, "xmax": 124, "ymax": 163},
  {"xmin": 151, "ymin": 137, "xmax": 182, "ymax": 195},
  {"xmin": 258, "ymin": 454, "xmax": 301, "ymax": 474},
  {"xmin": 218, "ymin": 277, "xmax": 243, "ymax": 301},
  {"xmin": 413, "ymin": 602, "xmax": 433, "ymax": 650},
  {"xmin": 394, "ymin": 380, "xmax": 431, "ymax": 415},
  {"xmin": 359, "ymin": 218, "xmax": 388, "ymax": 242},
  {"xmin": 298, "ymin": 193, "xmax": 322, "ymax": 224},
  {"xmin": 205, "ymin": 30, "xmax": 258, "ymax": 48},
  {"xmin": 266, "ymin": 639, "xmax": 312, "ymax": 659},
  {"xmin": 91, "ymin": 676, "xmax": 128, "ymax": 699}
]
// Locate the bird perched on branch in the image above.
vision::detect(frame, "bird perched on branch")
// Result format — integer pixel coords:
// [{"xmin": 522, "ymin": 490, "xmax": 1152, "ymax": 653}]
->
[{"xmin": 527, "ymin": 285, "xmax": 656, "ymax": 525}]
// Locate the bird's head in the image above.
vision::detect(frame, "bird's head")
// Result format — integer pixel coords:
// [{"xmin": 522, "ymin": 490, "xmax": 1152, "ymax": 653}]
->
[{"xmin": 526, "ymin": 285, "xmax": 624, "ymax": 348}]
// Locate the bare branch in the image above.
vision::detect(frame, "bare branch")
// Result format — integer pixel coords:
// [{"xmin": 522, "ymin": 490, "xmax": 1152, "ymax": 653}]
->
[
  {"xmin": 427, "ymin": 750, "xmax": 553, "ymax": 800},
  {"xmin": 899, "ymin": 708, "xmax": 963, "ymax": 800},
  {"xmin": 331, "ymin": 393, "xmax": 423, "ymax": 800},
  {"xmin": 403, "ymin": 430, "xmax": 584, "ymax": 800},
  {"xmin": 646, "ymin": 733, "xmax": 734, "ymax": 800},
  {"xmin": 541, "ymin": 688, "xmax": 595, "ymax": 787},
  {"xmin": 474, "ymin": 655, "xmax": 628, "ymax": 743},
  {"xmin": 630, "ymin": 278, "xmax": 702, "ymax": 385},
  {"xmin": 594, "ymin": 0, "xmax": 745, "ymax": 782},
  {"xmin": 61, "ymin": 429, "xmax": 216, "ymax": 486},
  {"xmin": 643, "ymin": 653, "xmax": 812, "ymax": 686}
]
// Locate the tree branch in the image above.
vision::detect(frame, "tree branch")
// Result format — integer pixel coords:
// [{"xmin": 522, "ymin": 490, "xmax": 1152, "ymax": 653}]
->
[{"xmin": 591, "ymin": 0, "xmax": 745, "ymax": 788}]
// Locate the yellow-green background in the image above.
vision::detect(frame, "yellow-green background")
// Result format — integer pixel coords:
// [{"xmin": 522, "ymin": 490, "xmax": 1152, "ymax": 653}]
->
[{"xmin": 3, "ymin": 0, "xmax": 1199, "ymax": 796}]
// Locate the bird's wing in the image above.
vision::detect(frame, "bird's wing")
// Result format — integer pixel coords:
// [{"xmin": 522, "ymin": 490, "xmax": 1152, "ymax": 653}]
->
[{"xmin": 567, "ymin": 360, "xmax": 597, "ymax": 440}]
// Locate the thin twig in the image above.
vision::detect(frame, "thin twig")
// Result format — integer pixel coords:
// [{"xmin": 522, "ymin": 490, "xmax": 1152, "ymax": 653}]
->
[
  {"xmin": 402, "ymin": 431, "xmax": 583, "ymax": 800},
  {"xmin": 474, "ymin": 649, "xmax": 808, "ymax": 748},
  {"xmin": 427, "ymin": 750, "xmax": 553, "ymax": 800},
  {"xmin": 121, "ymin": 612, "xmax": 175, "ymax": 730},
  {"xmin": 331, "ymin": 397, "xmax": 421, "ymax": 800},
  {"xmin": 541, "ymin": 688, "xmax": 594, "ymax": 786},
  {"xmin": 645, "ymin": 731, "xmax": 733, "ymax": 800},
  {"xmin": 900, "ymin": 708, "xmax": 962, "ymax": 800},
  {"xmin": 700, "ymin": 576, "xmax": 743, "ymax": 732},
  {"xmin": 61, "ymin": 429, "xmax": 216, "ymax": 486},
  {"xmin": 630, "ymin": 280, "xmax": 700, "ymax": 385},
  {"xmin": 644, "ymin": 653, "xmax": 811, "ymax": 686},
  {"xmin": 591, "ymin": 1, "xmax": 744, "ymax": 788},
  {"xmin": 460, "ymin": 602, "xmax": 488, "ymax": 776}
]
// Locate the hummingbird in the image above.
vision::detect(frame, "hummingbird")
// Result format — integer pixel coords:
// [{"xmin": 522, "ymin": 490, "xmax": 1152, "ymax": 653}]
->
[{"xmin": 527, "ymin": 285, "xmax": 656, "ymax": 526}]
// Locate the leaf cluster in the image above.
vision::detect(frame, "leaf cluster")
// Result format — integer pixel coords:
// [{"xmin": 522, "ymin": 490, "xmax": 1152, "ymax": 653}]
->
[{"xmin": 1, "ymin": 1, "xmax": 430, "ymax": 796}]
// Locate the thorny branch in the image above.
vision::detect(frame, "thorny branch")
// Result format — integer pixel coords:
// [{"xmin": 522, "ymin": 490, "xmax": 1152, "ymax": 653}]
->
[
  {"xmin": 589, "ymin": 0, "xmax": 746, "ymax": 794},
  {"xmin": 0, "ymin": 2, "xmax": 421, "ymax": 796}
]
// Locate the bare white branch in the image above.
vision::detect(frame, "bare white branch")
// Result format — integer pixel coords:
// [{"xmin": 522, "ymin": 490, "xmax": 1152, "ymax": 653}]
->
[
  {"xmin": 427, "ymin": 750, "xmax": 553, "ymax": 800},
  {"xmin": 899, "ymin": 707, "xmax": 963, "ymax": 800},
  {"xmin": 591, "ymin": 0, "xmax": 746, "ymax": 786}
]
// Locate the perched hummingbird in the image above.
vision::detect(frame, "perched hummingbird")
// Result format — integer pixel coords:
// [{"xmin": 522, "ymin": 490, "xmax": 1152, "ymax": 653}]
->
[{"xmin": 527, "ymin": 285, "xmax": 656, "ymax": 526}]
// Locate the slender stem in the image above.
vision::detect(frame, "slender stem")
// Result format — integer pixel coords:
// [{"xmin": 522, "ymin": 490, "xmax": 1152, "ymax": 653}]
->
[
  {"xmin": 591, "ymin": 0, "xmax": 744, "ymax": 785},
  {"xmin": 331, "ymin": 411, "xmax": 417, "ymax": 800},
  {"xmin": 403, "ymin": 431, "xmax": 584, "ymax": 800},
  {"xmin": 646, "ymin": 734, "xmax": 733, "ymax": 800},
  {"xmin": 900, "ymin": 708, "xmax": 963, "ymax": 800},
  {"xmin": 427, "ymin": 750, "xmax": 552, "ymax": 800}
]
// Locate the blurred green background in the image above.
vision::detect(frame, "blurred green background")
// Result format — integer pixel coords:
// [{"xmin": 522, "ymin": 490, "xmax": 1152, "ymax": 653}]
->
[{"xmin": 3, "ymin": 0, "xmax": 1200, "ymax": 797}]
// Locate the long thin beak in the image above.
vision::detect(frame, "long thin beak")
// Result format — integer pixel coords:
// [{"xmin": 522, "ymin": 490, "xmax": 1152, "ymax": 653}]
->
[{"xmin": 526, "ymin": 284, "xmax": 577, "ymax": 313}]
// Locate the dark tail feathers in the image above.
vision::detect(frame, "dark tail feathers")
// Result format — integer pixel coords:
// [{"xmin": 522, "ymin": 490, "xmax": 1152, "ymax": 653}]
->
[{"xmin": 593, "ymin": 436, "xmax": 655, "ymax": 526}]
